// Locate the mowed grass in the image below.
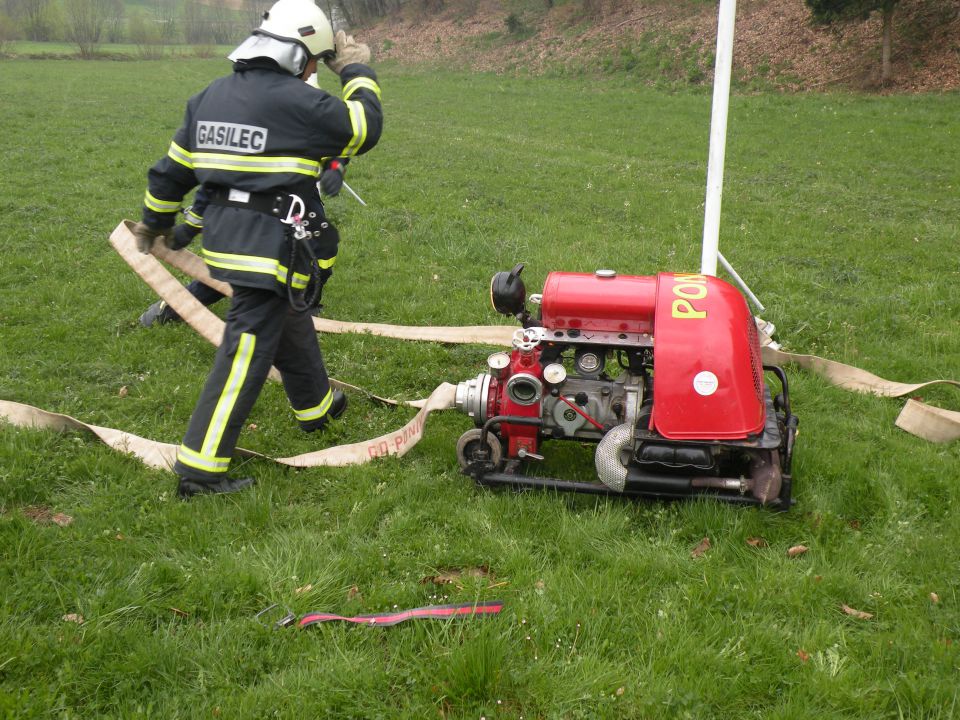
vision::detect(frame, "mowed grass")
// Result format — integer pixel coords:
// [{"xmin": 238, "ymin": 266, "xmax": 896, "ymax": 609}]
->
[{"xmin": 1, "ymin": 57, "xmax": 959, "ymax": 718}]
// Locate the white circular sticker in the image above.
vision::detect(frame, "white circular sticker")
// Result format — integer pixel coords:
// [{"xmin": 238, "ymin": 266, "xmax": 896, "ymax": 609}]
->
[{"xmin": 693, "ymin": 371, "xmax": 719, "ymax": 396}]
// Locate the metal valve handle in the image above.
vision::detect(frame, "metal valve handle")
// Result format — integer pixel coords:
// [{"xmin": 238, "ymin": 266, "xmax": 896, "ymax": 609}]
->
[{"xmin": 512, "ymin": 327, "xmax": 545, "ymax": 352}]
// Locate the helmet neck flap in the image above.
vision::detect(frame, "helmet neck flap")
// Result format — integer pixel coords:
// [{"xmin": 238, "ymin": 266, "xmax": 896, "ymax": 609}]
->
[{"xmin": 228, "ymin": 33, "xmax": 310, "ymax": 76}]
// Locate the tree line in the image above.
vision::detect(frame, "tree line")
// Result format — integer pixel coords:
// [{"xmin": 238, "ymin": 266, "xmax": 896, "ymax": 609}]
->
[
  {"xmin": 0, "ymin": 0, "xmax": 423, "ymax": 57},
  {"xmin": 0, "ymin": 0, "xmax": 261, "ymax": 56},
  {"xmin": 1, "ymin": 0, "xmax": 953, "ymax": 86}
]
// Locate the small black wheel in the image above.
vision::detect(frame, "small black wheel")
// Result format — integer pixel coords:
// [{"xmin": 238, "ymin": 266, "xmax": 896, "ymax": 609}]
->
[{"xmin": 456, "ymin": 429, "xmax": 503, "ymax": 472}]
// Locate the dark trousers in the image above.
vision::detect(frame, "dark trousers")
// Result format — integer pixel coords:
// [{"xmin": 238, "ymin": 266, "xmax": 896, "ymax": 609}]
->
[
  {"xmin": 161, "ymin": 280, "xmax": 226, "ymax": 323},
  {"xmin": 186, "ymin": 279, "xmax": 226, "ymax": 307},
  {"xmin": 173, "ymin": 285, "xmax": 333, "ymax": 482}
]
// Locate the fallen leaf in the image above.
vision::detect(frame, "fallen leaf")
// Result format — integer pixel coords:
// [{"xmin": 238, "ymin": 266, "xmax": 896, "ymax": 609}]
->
[
  {"xmin": 930, "ymin": 592, "xmax": 940, "ymax": 604},
  {"xmin": 114, "ymin": 533, "xmax": 125, "ymax": 541},
  {"xmin": 796, "ymin": 649, "xmax": 810, "ymax": 662},
  {"xmin": 51, "ymin": 513, "xmax": 73, "ymax": 527},
  {"xmin": 615, "ymin": 687, "xmax": 625, "ymax": 696},
  {"xmin": 23, "ymin": 506, "xmax": 52, "ymax": 523},
  {"xmin": 212, "ymin": 708, "xmax": 221, "ymax": 718},
  {"xmin": 62, "ymin": 613, "xmax": 84, "ymax": 624},
  {"xmin": 813, "ymin": 575, "xmax": 823, "ymax": 583},
  {"xmin": 347, "ymin": 584, "xmax": 362, "ymax": 601},
  {"xmin": 746, "ymin": 537, "xmax": 768, "ymax": 548},
  {"xmin": 691, "ymin": 537, "xmax": 711, "ymax": 558},
  {"xmin": 118, "ymin": 385, "xmax": 128, "ymax": 398},
  {"xmin": 294, "ymin": 583, "xmax": 313, "ymax": 595},
  {"xmin": 787, "ymin": 545, "xmax": 809, "ymax": 558},
  {"xmin": 247, "ymin": 423, "xmax": 258, "ymax": 431},
  {"xmin": 24, "ymin": 506, "xmax": 72, "ymax": 527},
  {"xmin": 841, "ymin": 604, "xmax": 873, "ymax": 620},
  {"xmin": 848, "ymin": 519, "xmax": 862, "ymax": 530},
  {"xmin": 170, "ymin": 607, "xmax": 190, "ymax": 618}
]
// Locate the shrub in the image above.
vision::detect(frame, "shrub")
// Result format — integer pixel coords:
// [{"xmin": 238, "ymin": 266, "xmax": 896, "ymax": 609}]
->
[
  {"xmin": 128, "ymin": 10, "xmax": 165, "ymax": 59},
  {"xmin": 505, "ymin": 12, "xmax": 529, "ymax": 35},
  {"xmin": 0, "ymin": 13, "xmax": 18, "ymax": 53}
]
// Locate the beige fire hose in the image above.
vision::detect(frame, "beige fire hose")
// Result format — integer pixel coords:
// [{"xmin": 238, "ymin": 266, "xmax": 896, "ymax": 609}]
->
[
  {"xmin": 1, "ymin": 220, "xmax": 958, "ymax": 475},
  {"xmin": 148, "ymin": 232, "xmax": 517, "ymax": 347},
  {"xmin": 760, "ymin": 347, "xmax": 960, "ymax": 442}
]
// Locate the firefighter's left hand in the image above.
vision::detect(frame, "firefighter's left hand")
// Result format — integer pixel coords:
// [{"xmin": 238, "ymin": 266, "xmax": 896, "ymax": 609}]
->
[
  {"xmin": 132, "ymin": 222, "xmax": 173, "ymax": 254},
  {"xmin": 169, "ymin": 223, "xmax": 200, "ymax": 250},
  {"xmin": 325, "ymin": 30, "xmax": 370, "ymax": 74},
  {"xmin": 320, "ymin": 160, "xmax": 345, "ymax": 196}
]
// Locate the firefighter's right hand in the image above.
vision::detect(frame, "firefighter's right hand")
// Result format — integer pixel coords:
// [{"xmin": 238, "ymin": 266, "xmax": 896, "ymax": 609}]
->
[
  {"xmin": 133, "ymin": 222, "xmax": 169, "ymax": 254},
  {"xmin": 320, "ymin": 160, "xmax": 345, "ymax": 196},
  {"xmin": 325, "ymin": 30, "xmax": 371, "ymax": 74}
]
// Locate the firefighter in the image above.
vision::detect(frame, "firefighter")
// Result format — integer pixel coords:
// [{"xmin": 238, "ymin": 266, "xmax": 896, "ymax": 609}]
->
[
  {"xmin": 139, "ymin": 158, "xmax": 350, "ymax": 327},
  {"xmin": 132, "ymin": 0, "xmax": 382, "ymax": 498}
]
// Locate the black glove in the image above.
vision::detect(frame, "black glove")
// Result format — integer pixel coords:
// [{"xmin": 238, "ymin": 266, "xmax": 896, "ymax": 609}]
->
[
  {"xmin": 170, "ymin": 223, "xmax": 201, "ymax": 250},
  {"xmin": 320, "ymin": 159, "xmax": 345, "ymax": 197},
  {"xmin": 132, "ymin": 221, "xmax": 175, "ymax": 254}
]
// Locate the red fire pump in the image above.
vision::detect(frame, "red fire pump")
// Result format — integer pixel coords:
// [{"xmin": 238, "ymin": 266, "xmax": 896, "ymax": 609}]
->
[{"xmin": 454, "ymin": 264, "xmax": 798, "ymax": 508}]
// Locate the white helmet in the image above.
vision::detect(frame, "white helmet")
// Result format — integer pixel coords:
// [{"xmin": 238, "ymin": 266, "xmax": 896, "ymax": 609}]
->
[{"xmin": 256, "ymin": 0, "xmax": 334, "ymax": 59}]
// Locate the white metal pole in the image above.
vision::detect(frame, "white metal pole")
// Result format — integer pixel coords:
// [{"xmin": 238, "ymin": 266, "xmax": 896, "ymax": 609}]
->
[
  {"xmin": 700, "ymin": 0, "xmax": 737, "ymax": 277},
  {"xmin": 342, "ymin": 180, "xmax": 367, "ymax": 207},
  {"xmin": 718, "ymin": 251, "xmax": 765, "ymax": 312}
]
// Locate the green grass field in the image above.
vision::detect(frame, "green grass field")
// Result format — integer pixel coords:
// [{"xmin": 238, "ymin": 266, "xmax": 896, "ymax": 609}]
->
[
  {"xmin": 3, "ymin": 41, "xmax": 239, "ymax": 59},
  {"xmin": 1, "ymin": 57, "xmax": 959, "ymax": 718}
]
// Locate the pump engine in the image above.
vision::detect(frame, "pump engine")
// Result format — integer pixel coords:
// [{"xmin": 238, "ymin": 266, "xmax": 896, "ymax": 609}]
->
[{"xmin": 454, "ymin": 264, "xmax": 798, "ymax": 508}]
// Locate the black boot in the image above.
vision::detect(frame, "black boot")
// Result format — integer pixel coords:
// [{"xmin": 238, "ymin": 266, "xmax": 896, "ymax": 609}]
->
[
  {"xmin": 177, "ymin": 475, "xmax": 255, "ymax": 499},
  {"xmin": 300, "ymin": 390, "xmax": 348, "ymax": 433},
  {"xmin": 139, "ymin": 300, "xmax": 182, "ymax": 327}
]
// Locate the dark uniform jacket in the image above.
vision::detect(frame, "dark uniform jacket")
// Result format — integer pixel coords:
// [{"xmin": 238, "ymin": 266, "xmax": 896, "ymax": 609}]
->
[{"xmin": 141, "ymin": 60, "xmax": 382, "ymax": 294}]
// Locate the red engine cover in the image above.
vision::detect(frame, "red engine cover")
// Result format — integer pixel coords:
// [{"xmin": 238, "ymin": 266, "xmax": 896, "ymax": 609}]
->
[
  {"xmin": 650, "ymin": 272, "xmax": 766, "ymax": 440},
  {"xmin": 540, "ymin": 272, "xmax": 656, "ymax": 334}
]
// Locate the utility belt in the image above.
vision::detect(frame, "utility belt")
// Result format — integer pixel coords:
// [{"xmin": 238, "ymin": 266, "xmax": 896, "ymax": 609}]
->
[
  {"xmin": 208, "ymin": 185, "xmax": 325, "ymax": 312},
  {"xmin": 207, "ymin": 186, "xmax": 312, "ymax": 226}
]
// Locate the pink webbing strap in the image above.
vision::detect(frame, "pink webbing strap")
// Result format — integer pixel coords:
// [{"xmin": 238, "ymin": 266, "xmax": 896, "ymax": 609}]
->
[{"xmin": 299, "ymin": 601, "xmax": 505, "ymax": 628}]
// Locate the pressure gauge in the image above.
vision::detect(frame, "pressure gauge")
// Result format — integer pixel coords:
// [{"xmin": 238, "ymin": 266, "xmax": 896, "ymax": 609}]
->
[
  {"xmin": 543, "ymin": 363, "xmax": 567, "ymax": 385},
  {"xmin": 487, "ymin": 352, "xmax": 510, "ymax": 379},
  {"xmin": 575, "ymin": 350, "xmax": 602, "ymax": 375}
]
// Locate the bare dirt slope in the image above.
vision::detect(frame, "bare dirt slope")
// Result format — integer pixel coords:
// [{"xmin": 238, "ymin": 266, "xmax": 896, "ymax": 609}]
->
[{"xmin": 363, "ymin": 0, "xmax": 960, "ymax": 92}]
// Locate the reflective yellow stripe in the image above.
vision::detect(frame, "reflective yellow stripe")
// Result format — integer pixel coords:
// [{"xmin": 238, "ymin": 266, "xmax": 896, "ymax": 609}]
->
[
  {"xmin": 144, "ymin": 190, "xmax": 181, "ymax": 214},
  {"xmin": 277, "ymin": 265, "xmax": 311, "ymax": 289},
  {"xmin": 342, "ymin": 100, "xmax": 367, "ymax": 157},
  {"xmin": 202, "ymin": 248, "xmax": 309, "ymax": 290},
  {"xmin": 202, "ymin": 332, "xmax": 255, "ymax": 458},
  {"xmin": 294, "ymin": 389, "xmax": 333, "ymax": 422},
  {"xmin": 203, "ymin": 248, "xmax": 278, "ymax": 275},
  {"xmin": 342, "ymin": 77, "xmax": 381, "ymax": 102},
  {"xmin": 168, "ymin": 141, "xmax": 194, "ymax": 169},
  {"xmin": 184, "ymin": 207, "xmax": 203, "ymax": 228},
  {"xmin": 192, "ymin": 152, "xmax": 320, "ymax": 176},
  {"xmin": 176, "ymin": 444, "xmax": 230, "ymax": 473},
  {"xmin": 317, "ymin": 255, "xmax": 336, "ymax": 270}
]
